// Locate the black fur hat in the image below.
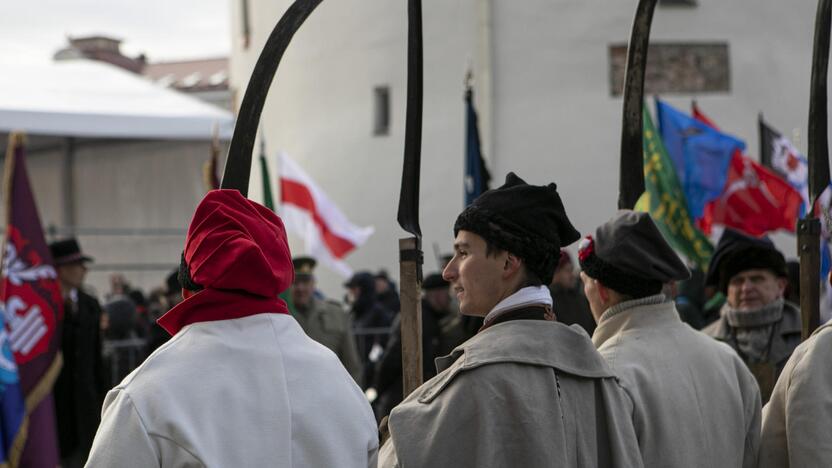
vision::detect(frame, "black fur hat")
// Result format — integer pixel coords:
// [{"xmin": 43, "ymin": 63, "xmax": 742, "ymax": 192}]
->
[
  {"xmin": 705, "ymin": 228, "xmax": 786, "ymax": 293},
  {"xmin": 453, "ymin": 172, "xmax": 580, "ymax": 284}
]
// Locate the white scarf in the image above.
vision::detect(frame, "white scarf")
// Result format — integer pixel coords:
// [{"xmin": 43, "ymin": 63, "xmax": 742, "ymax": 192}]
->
[{"xmin": 483, "ymin": 286, "xmax": 553, "ymax": 325}]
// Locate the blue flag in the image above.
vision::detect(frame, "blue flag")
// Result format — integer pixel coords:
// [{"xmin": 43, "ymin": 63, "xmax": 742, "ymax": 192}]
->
[
  {"xmin": 656, "ymin": 99, "xmax": 745, "ymax": 219},
  {"xmin": 0, "ymin": 305, "xmax": 26, "ymax": 467},
  {"xmin": 464, "ymin": 88, "xmax": 491, "ymax": 206}
]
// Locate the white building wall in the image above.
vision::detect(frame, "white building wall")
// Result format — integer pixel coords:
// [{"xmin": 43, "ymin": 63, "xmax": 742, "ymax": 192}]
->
[{"xmin": 230, "ymin": 0, "xmax": 820, "ymax": 298}]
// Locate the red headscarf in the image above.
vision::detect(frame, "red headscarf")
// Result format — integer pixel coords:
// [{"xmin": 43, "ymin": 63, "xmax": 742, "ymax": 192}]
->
[{"xmin": 158, "ymin": 189, "xmax": 293, "ymax": 335}]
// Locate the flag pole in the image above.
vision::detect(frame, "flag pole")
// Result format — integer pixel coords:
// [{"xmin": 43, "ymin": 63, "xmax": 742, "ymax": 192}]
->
[
  {"xmin": 0, "ymin": 133, "xmax": 24, "ymax": 299},
  {"xmin": 801, "ymin": 0, "xmax": 831, "ymax": 340}
]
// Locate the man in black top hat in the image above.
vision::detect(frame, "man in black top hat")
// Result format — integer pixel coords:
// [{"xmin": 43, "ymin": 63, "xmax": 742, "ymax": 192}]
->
[
  {"xmin": 291, "ymin": 256, "xmax": 361, "ymax": 383},
  {"xmin": 581, "ymin": 211, "xmax": 761, "ymax": 468},
  {"xmin": 48, "ymin": 238, "xmax": 106, "ymax": 468},
  {"xmin": 379, "ymin": 173, "xmax": 642, "ymax": 468},
  {"xmin": 702, "ymin": 228, "xmax": 801, "ymax": 402}
]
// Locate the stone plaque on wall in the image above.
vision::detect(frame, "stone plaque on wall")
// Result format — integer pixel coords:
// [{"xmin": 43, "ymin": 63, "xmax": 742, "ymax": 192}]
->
[{"xmin": 608, "ymin": 42, "xmax": 730, "ymax": 96}]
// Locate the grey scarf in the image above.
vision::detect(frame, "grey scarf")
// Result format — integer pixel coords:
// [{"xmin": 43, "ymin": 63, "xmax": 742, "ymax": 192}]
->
[{"xmin": 720, "ymin": 298, "xmax": 784, "ymax": 363}]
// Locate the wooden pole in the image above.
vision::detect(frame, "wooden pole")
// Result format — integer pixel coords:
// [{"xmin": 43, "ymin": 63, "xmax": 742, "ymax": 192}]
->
[{"xmin": 399, "ymin": 237, "xmax": 423, "ymax": 397}]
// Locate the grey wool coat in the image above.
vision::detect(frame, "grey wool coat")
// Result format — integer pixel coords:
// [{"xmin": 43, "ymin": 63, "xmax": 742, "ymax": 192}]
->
[
  {"xmin": 378, "ymin": 319, "xmax": 644, "ymax": 468},
  {"xmin": 592, "ymin": 299, "xmax": 762, "ymax": 468},
  {"xmin": 759, "ymin": 322, "xmax": 832, "ymax": 467}
]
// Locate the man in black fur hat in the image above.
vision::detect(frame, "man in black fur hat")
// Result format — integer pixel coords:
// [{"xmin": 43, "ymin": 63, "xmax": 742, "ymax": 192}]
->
[
  {"xmin": 702, "ymin": 229, "xmax": 801, "ymax": 402},
  {"xmin": 378, "ymin": 173, "xmax": 642, "ymax": 468}
]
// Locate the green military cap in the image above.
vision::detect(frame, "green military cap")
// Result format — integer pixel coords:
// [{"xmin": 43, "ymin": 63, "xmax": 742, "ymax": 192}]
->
[{"xmin": 292, "ymin": 256, "xmax": 317, "ymax": 280}]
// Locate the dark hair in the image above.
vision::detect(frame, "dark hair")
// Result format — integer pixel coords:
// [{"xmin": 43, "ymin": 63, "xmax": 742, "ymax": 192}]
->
[
  {"xmin": 177, "ymin": 252, "xmax": 204, "ymax": 293},
  {"xmin": 483, "ymin": 240, "xmax": 543, "ymax": 288}
]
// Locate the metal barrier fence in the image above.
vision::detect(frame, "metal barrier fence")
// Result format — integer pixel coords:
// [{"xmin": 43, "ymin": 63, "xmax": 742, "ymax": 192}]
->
[
  {"xmin": 102, "ymin": 337, "xmax": 147, "ymax": 386},
  {"xmin": 102, "ymin": 327, "xmax": 393, "ymax": 388}
]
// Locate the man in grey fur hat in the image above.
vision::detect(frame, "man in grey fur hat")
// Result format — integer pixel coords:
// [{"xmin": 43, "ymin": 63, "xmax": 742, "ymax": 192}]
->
[
  {"xmin": 581, "ymin": 211, "xmax": 761, "ymax": 468},
  {"xmin": 378, "ymin": 173, "xmax": 643, "ymax": 468}
]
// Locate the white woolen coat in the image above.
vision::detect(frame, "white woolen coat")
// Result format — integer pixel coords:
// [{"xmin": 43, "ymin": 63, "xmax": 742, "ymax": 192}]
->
[
  {"xmin": 85, "ymin": 313, "xmax": 378, "ymax": 467},
  {"xmin": 759, "ymin": 322, "xmax": 832, "ymax": 467},
  {"xmin": 593, "ymin": 300, "xmax": 762, "ymax": 468}
]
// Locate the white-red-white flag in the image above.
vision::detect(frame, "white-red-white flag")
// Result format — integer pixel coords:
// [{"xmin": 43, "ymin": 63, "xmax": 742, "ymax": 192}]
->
[{"xmin": 278, "ymin": 152, "xmax": 373, "ymax": 277}]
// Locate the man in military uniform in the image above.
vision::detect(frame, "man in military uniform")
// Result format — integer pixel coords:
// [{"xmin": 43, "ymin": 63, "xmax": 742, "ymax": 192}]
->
[
  {"xmin": 291, "ymin": 256, "xmax": 362, "ymax": 383},
  {"xmin": 702, "ymin": 229, "xmax": 801, "ymax": 402},
  {"xmin": 581, "ymin": 211, "xmax": 761, "ymax": 468}
]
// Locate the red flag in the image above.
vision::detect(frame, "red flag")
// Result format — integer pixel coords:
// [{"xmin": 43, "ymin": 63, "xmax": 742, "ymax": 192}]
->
[
  {"xmin": 1, "ymin": 133, "xmax": 63, "ymax": 467},
  {"xmin": 699, "ymin": 150, "xmax": 802, "ymax": 236},
  {"xmin": 690, "ymin": 105, "xmax": 802, "ymax": 236},
  {"xmin": 691, "ymin": 102, "xmax": 719, "ymax": 130}
]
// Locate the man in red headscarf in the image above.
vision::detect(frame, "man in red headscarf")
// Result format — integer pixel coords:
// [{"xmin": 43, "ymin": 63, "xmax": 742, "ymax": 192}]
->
[{"xmin": 86, "ymin": 190, "xmax": 378, "ymax": 467}]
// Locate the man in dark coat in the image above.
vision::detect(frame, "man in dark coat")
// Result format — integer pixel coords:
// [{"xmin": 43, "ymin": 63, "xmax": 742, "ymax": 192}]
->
[
  {"xmin": 549, "ymin": 250, "xmax": 595, "ymax": 334},
  {"xmin": 49, "ymin": 238, "xmax": 106, "ymax": 468},
  {"xmin": 702, "ymin": 229, "xmax": 801, "ymax": 403},
  {"xmin": 345, "ymin": 271, "xmax": 393, "ymax": 389},
  {"xmin": 374, "ymin": 273, "xmax": 451, "ymax": 418}
]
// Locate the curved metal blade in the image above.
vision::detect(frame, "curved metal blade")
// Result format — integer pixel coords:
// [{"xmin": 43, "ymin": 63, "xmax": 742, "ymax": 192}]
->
[
  {"xmin": 396, "ymin": 0, "xmax": 424, "ymax": 237},
  {"xmin": 619, "ymin": 0, "xmax": 658, "ymax": 209},
  {"xmin": 221, "ymin": 0, "xmax": 323, "ymax": 196},
  {"xmin": 809, "ymin": 0, "xmax": 832, "ymax": 205}
]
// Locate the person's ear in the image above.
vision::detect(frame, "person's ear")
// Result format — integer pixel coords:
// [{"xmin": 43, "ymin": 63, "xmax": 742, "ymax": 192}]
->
[
  {"xmin": 503, "ymin": 253, "xmax": 523, "ymax": 278},
  {"xmin": 596, "ymin": 281, "xmax": 611, "ymax": 304}
]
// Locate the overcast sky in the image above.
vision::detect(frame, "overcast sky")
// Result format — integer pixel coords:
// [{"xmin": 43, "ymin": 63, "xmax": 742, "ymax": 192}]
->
[{"xmin": 0, "ymin": 0, "xmax": 231, "ymax": 64}]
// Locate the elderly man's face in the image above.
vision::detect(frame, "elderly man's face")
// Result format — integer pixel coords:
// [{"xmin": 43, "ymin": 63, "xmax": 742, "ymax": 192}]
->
[
  {"xmin": 726, "ymin": 268, "xmax": 786, "ymax": 311},
  {"xmin": 292, "ymin": 277, "xmax": 315, "ymax": 308},
  {"xmin": 442, "ymin": 230, "xmax": 508, "ymax": 317}
]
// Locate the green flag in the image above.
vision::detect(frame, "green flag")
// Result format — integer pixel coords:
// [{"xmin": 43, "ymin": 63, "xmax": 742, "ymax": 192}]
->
[
  {"xmin": 259, "ymin": 144, "xmax": 275, "ymax": 210},
  {"xmin": 635, "ymin": 107, "xmax": 713, "ymax": 270}
]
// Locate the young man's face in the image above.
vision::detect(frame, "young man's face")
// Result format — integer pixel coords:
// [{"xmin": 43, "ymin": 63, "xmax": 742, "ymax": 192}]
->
[
  {"xmin": 442, "ymin": 230, "xmax": 508, "ymax": 317},
  {"xmin": 726, "ymin": 268, "xmax": 786, "ymax": 311}
]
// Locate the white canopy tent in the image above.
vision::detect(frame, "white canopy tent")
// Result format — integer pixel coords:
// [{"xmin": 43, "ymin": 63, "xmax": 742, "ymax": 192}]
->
[{"xmin": 0, "ymin": 59, "xmax": 234, "ymax": 140}]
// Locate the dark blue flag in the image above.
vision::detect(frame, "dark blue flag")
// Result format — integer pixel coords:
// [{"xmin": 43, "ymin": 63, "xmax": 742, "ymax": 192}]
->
[
  {"xmin": 656, "ymin": 99, "xmax": 745, "ymax": 220},
  {"xmin": 464, "ymin": 88, "xmax": 491, "ymax": 206}
]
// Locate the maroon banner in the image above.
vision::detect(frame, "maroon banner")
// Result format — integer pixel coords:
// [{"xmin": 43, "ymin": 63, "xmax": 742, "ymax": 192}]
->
[{"xmin": 1, "ymin": 133, "xmax": 62, "ymax": 466}]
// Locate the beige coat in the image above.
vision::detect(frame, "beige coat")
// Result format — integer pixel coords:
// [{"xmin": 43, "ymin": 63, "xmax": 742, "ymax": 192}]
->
[
  {"xmin": 593, "ymin": 299, "xmax": 761, "ymax": 468},
  {"xmin": 379, "ymin": 319, "xmax": 644, "ymax": 468},
  {"xmin": 293, "ymin": 297, "xmax": 362, "ymax": 383},
  {"xmin": 759, "ymin": 323, "xmax": 832, "ymax": 467}
]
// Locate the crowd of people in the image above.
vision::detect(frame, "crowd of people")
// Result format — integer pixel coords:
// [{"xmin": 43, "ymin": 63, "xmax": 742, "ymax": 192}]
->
[{"xmin": 48, "ymin": 176, "xmax": 831, "ymax": 466}]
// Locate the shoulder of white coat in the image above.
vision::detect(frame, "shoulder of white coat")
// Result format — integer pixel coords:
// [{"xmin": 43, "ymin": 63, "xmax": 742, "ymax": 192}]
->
[{"xmin": 784, "ymin": 324, "xmax": 832, "ymax": 382}]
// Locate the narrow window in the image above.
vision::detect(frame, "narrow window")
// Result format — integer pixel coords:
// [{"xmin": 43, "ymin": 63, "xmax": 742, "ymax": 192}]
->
[
  {"xmin": 373, "ymin": 86, "xmax": 390, "ymax": 136},
  {"xmin": 241, "ymin": 0, "xmax": 251, "ymax": 49}
]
